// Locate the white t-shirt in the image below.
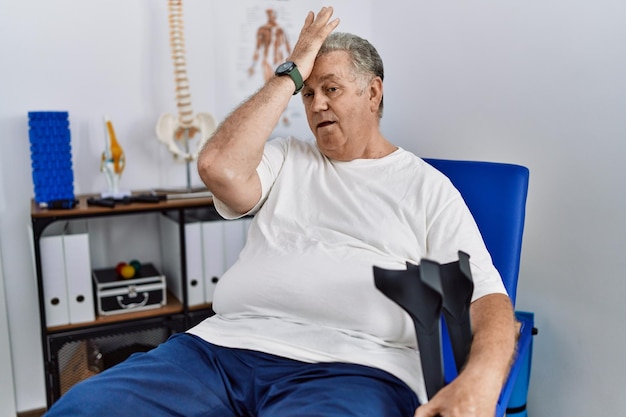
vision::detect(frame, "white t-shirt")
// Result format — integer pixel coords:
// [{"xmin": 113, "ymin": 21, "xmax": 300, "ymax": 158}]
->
[{"xmin": 188, "ymin": 137, "xmax": 507, "ymax": 404}]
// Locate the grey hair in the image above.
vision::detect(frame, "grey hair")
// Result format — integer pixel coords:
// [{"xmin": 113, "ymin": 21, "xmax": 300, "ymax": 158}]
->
[{"xmin": 318, "ymin": 32, "xmax": 385, "ymax": 118}]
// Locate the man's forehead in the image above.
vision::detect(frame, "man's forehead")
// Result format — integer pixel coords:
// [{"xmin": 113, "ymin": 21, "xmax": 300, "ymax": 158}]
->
[{"xmin": 307, "ymin": 53, "xmax": 354, "ymax": 83}]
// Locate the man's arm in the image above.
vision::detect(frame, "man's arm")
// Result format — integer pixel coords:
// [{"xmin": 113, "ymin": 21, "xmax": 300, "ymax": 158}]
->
[
  {"xmin": 415, "ymin": 293, "xmax": 517, "ymax": 417},
  {"xmin": 197, "ymin": 7, "xmax": 339, "ymax": 215}
]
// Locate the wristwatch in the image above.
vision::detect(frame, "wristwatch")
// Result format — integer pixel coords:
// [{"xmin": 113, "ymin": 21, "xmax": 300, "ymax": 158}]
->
[{"xmin": 275, "ymin": 61, "xmax": 304, "ymax": 95}]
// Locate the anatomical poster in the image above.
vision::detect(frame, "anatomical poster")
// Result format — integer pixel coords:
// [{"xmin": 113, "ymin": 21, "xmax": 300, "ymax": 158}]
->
[{"xmin": 212, "ymin": 0, "xmax": 373, "ymax": 141}]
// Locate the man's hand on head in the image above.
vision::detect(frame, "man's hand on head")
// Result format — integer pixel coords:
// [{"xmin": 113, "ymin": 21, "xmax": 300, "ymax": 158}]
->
[{"xmin": 288, "ymin": 6, "xmax": 340, "ymax": 81}]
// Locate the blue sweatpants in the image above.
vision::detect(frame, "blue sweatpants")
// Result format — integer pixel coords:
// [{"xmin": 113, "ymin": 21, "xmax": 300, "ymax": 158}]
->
[{"xmin": 45, "ymin": 333, "xmax": 419, "ymax": 417}]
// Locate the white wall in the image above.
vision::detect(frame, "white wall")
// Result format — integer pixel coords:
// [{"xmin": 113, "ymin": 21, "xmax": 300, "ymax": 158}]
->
[
  {"xmin": 376, "ymin": 2, "xmax": 626, "ymax": 416},
  {"xmin": 0, "ymin": 0, "xmax": 624, "ymax": 414},
  {"xmin": 0, "ymin": 248, "xmax": 17, "ymax": 416}
]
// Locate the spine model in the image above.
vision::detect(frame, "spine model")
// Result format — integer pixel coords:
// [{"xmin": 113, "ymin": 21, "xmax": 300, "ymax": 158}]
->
[
  {"xmin": 168, "ymin": 0, "xmax": 194, "ymax": 135},
  {"xmin": 156, "ymin": 0, "xmax": 215, "ymax": 162}
]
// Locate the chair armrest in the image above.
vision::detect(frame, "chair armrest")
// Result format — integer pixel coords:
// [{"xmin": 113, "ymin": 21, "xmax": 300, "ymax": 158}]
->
[{"xmin": 495, "ymin": 311, "xmax": 535, "ymax": 417}]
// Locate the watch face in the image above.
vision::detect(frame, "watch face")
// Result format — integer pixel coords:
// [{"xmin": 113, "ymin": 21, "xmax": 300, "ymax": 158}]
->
[{"xmin": 276, "ymin": 61, "xmax": 294, "ymax": 74}]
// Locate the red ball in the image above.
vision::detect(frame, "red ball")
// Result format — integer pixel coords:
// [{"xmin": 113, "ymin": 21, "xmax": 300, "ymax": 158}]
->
[{"xmin": 115, "ymin": 262, "xmax": 127, "ymax": 276}]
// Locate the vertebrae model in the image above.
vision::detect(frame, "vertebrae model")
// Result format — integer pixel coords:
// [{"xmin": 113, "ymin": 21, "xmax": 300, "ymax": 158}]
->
[{"xmin": 156, "ymin": 0, "xmax": 215, "ymax": 162}]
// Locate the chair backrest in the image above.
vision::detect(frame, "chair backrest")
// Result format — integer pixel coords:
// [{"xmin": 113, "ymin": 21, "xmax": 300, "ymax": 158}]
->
[{"xmin": 423, "ymin": 159, "xmax": 529, "ymax": 305}]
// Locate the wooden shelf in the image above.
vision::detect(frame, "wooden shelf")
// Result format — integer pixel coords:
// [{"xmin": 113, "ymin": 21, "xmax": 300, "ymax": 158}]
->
[
  {"xmin": 189, "ymin": 303, "xmax": 214, "ymax": 312},
  {"xmin": 31, "ymin": 191, "xmax": 215, "ymax": 219},
  {"xmin": 46, "ymin": 291, "xmax": 184, "ymax": 333}
]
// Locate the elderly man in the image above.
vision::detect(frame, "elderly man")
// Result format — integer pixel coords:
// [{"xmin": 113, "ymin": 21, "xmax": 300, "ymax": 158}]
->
[{"xmin": 46, "ymin": 7, "xmax": 516, "ymax": 417}]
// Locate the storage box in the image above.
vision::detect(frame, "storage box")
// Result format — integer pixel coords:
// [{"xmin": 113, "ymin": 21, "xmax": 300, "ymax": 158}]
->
[{"xmin": 92, "ymin": 264, "xmax": 166, "ymax": 316}]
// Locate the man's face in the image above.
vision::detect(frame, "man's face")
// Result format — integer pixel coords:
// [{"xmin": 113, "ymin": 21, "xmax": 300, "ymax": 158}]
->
[{"xmin": 301, "ymin": 51, "xmax": 381, "ymax": 161}]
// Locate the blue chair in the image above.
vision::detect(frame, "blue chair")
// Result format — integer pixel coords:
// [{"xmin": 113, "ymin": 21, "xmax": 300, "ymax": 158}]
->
[{"xmin": 424, "ymin": 158, "xmax": 535, "ymax": 417}]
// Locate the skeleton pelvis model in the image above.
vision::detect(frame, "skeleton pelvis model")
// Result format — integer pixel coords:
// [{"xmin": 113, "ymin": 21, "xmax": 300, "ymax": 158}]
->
[
  {"xmin": 156, "ymin": 112, "xmax": 215, "ymax": 162},
  {"xmin": 156, "ymin": 0, "xmax": 216, "ymax": 162}
]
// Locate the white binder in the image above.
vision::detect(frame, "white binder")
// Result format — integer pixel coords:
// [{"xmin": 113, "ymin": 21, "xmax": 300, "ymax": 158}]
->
[
  {"xmin": 160, "ymin": 216, "xmax": 251, "ymax": 305},
  {"xmin": 201, "ymin": 221, "xmax": 225, "ymax": 303},
  {"xmin": 64, "ymin": 233, "xmax": 95, "ymax": 324},
  {"xmin": 40, "ymin": 235, "xmax": 70, "ymax": 327},
  {"xmin": 184, "ymin": 222, "xmax": 206, "ymax": 307},
  {"xmin": 160, "ymin": 216, "xmax": 206, "ymax": 307}
]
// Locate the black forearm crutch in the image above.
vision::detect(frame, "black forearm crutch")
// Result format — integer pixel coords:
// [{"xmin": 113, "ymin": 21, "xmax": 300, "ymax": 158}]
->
[{"xmin": 373, "ymin": 251, "xmax": 474, "ymax": 399}]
